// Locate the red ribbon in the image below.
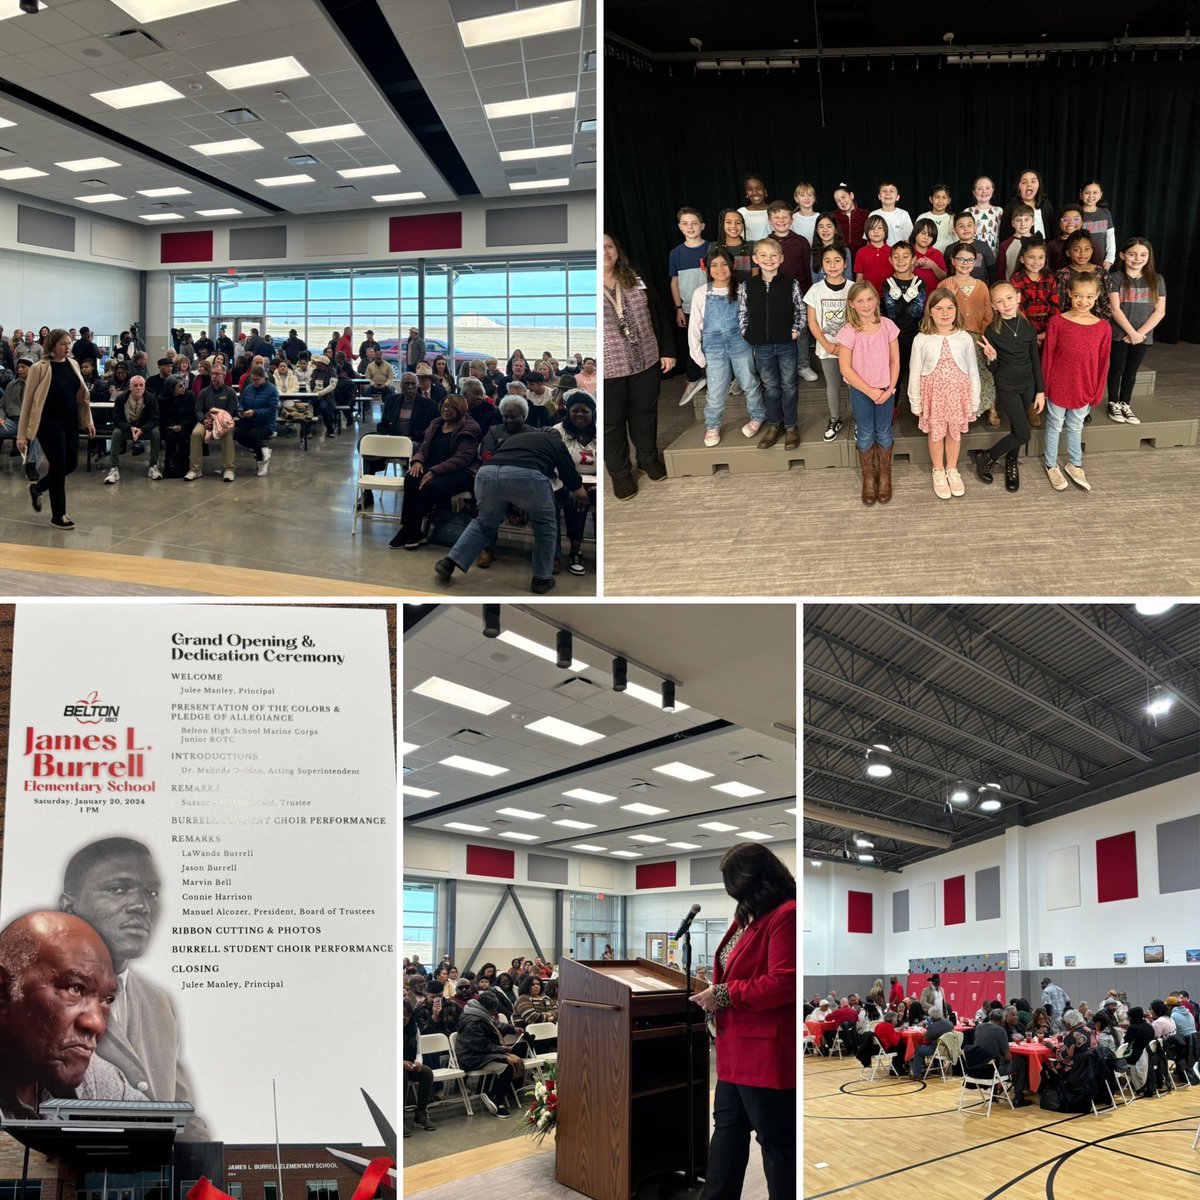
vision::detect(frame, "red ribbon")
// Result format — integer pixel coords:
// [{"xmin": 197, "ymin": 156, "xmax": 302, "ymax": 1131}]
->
[{"xmin": 349, "ymin": 1157, "xmax": 395, "ymax": 1200}]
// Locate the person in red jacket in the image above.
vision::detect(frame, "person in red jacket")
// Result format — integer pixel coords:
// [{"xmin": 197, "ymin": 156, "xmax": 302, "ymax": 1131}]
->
[{"xmin": 689, "ymin": 843, "xmax": 795, "ymax": 1199}]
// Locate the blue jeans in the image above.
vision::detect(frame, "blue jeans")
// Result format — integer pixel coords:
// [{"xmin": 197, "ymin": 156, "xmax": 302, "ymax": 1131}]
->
[
  {"xmin": 702, "ymin": 333, "xmax": 765, "ymax": 427},
  {"xmin": 752, "ymin": 342, "xmax": 798, "ymax": 426},
  {"xmin": 849, "ymin": 385, "xmax": 894, "ymax": 451},
  {"xmin": 448, "ymin": 464, "xmax": 559, "ymax": 580},
  {"xmin": 911, "ymin": 1042, "xmax": 937, "ymax": 1077},
  {"xmin": 1, "ymin": 418, "xmax": 38, "ymax": 466},
  {"xmin": 1043, "ymin": 401, "xmax": 1087, "ymax": 468}
]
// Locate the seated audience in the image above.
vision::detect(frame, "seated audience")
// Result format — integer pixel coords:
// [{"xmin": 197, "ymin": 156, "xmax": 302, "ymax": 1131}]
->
[
  {"xmin": 159, "ymin": 374, "xmax": 196, "ymax": 477},
  {"xmin": 234, "ymin": 364, "xmax": 280, "ymax": 476},
  {"xmin": 364, "ymin": 347, "xmax": 395, "ymax": 402},
  {"xmin": 187, "ymin": 363, "xmax": 240, "ymax": 482},
  {"xmin": 1123, "ymin": 1006, "xmax": 1155, "ymax": 1093},
  {"xmin": 454, "ymin": 990, "xmax": 524, "ymax": 1117},
  {"xmin": 3, "ymin": 356, "xmax": 40, "ymax": 480},
  {"xmin": 973, "ymin": 1007, "xmax": 1030, "ymax": 1106},
  {"xmin": 514, "ymin": 975, "xmax": 558, "ymax": 1026},
  {"xmin": 414, "ymin": 362, "xmax": 447, "ymax": 408},
  {"xmin": 908, "ymin": 1007, "xmax": 953, "ymax": 1078},
  {"xmin": 473, "ymin": 395, "xmax": 539, "ymax": 569},
  {"xmin": 551, "ymin": 391, "xmax": 597, "ymax": 576},
  {"xmin": 402, "ymin": 999, "xmax": 437, "ymax": 1136},
  {"xmin": 105, "ymin": 374, "xmax": 161, "ymax": 484}
]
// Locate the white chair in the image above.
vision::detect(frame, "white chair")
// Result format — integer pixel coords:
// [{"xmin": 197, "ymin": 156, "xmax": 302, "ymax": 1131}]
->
[
  {"xmin": 1111, "ymin": 1066, "xmax": 1137, "ymax": 1106},
  {"xmin": 859, "ymin": 1049, "xmax": 898, "ymax": 1081},
  {"xmin": 417, "ymin": 1032, "xmax": 472, "ymax": 1117},
  {"xmin": 922, "ymin": 1036, "xmax": 956, "ymax": 1082},
  {"xmin": 523, "ymin": 1021, "xmax": 559, "ymax": 1078},
  {"xmin": 958, "ymin": 1062, "xmax": 1016, "ymax": 1118},
  {"xmin": 1191, "ymin": 1112, "xmax": 1199, "ymax": 1150},
  {"xmin": 352, "ymin": 433, "xmax": 411, "ymax": 535},
  {"xmin": 449, "ymin": 1031, "xmax": 518, "ymax": 1113},
  {"xmin": 802, "ymin": 1033, "xmax": 818, "ymax": 1056}
]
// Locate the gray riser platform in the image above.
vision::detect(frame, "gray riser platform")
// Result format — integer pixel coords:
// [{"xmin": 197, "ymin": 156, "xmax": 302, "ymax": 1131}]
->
[{"xmin": 664, "ymin": 415, "xmax": 851, "ymax": 476}]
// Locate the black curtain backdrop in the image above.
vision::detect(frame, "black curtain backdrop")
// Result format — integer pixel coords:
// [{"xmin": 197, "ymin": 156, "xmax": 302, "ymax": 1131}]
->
[{"xmin": 605, "ymin": 54, "xmax": 1200, "ymax": 344}]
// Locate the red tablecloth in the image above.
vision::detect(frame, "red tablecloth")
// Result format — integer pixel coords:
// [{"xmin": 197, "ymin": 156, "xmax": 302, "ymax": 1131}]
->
[
  {"xmin": 805, "ymin": 1019, "xmax": 838, "ymax": 1040},
  {"xmin": 1010, "ymin": 1040, "xmax": 1054, "ymax": 1092},
  {"xmin": 898, "ymin": 1027, "xmax": 930, "ymax": 1062}
]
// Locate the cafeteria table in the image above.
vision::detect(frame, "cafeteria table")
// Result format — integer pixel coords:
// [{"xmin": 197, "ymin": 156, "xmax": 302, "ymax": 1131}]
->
[{"xmin": 1010, "ymin": 1039, "xmax": 1055, "ymax": 1093}]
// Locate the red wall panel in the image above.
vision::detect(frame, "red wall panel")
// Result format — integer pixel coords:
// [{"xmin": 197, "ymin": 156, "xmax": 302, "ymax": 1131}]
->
[
  {"xmin": 1096, "ymin": 830, "xmax": 1138, "ymax": 902},
  {"xmin": 160, "ymin": 230, "xmax": 214, "ymax": 264},
  {"xmin": 944, "ymin": 875, "xmax": 966, "ymax": 925},
  {"xmin": 847, "ymin": 890, "xmax": 873, "ymax": 934},
  {"xmin": 905, "ymin": 971, "xmax": 1006, "ymax": 1015},
  {"xmin": 465, "ymin": 843, "xmax": 515, "ymax": 879},
  {"xmin": 635, "ymin": 861, "xmax": 677, "ymax": 889},
  {"xmin": 388, "ymin": 212, "xmax": 463, "ymax": 252}
]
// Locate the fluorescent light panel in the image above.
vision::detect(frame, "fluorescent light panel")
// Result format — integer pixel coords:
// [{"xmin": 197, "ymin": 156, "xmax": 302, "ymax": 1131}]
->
[
  {"xmin": 75, "ymin": 193, "xmax": 126, "ymax": 204},
  {"xmin": 56, "ymin": 157, "xmax": 120, "ymax": 171},
  {"xmin": 287, "ymin": 123, "xmax": 364, "ymax": 145},
  {"xmin": 484, "ymin": 92, "xmax": 575, "ymax": 119},
  {"xmin": 372, "ymin": 191, "xmax": 426, "ymax": 203},
  {"xmin": 92, "ymin": 81, "xmax": 185, "ymax": 110},
  {"xmin": 438, "ymin": 755, "xmax": 508, "ymax": 777},
  {"xmin": 195, "ymin": 208, "xmax": 243, "ymax": 216},
  {"xmin": 563, "ymin": 788, "xmax": 616, "ymax": 804},
  {"xmin": 509, "ymin": 178, "xmax": 570, "ymax": 191},
  {"xmin": 711, "ymin": 781, "xmax": 765, "ymax": 798},
  {"xmin": 401, "ymin": 741, "xmax": 420, "ymax": 755},
  {"xmin": 525, "ymin": 715, "xmax": 604, "ymax": 745},
  {"xmin": 735, "ymin": 830, "xmax": 773, "ymax": 841},
  {"xmin": 496, "ymin": 629, "xmax": 588, "ymax": 672},
  {"xmin": 654, "ymin": 762, "xmax": 714, "ymax": 782},
  {"xmin": 459, "ymin": 0, "xmax": 581, "ymax": 47},
  {"xmin": 444, "ymin": 821, "xmax": 488, "ymax": 832},
  {"xmin": 698, "ymin": 821, "xmax": 738, "ymax": 832},
  {"xmin": 0, "ymin": 167, "xmax": 48, "ymax": 180},
  {"xmin": 552, "ymin": 819, "xmax": 596, "ymax": 830},
  {"xmin": 499, "ymin": 831, "xmax": 539, "ymax": 841},
  {"xmin": 628, "ymin": 834, "xmax": 666, "ymax": 844},
  {"xmin": 402, "ymin": 785, "xmax": 439, "ymax": 798},
  {"xmin": 412, "ymin": 676, "xmax": 508, "ymax": 715},
  {"xmin": 666, "ymin": 842, "xmax": 702, "ymax": 850},
  {"xmin": 338, "ymin": 165, "xmax": 401, "ymax": 178},
  {"xmin": 498, "ymin": 144, "xmax": 573, "ymax": 162},
  {"xmin": 208, "ymin": 56, "xmax": 309, "ymax": 90},
  {"xmin": 112, "ymin": 0, "xmax": 236, "ymax": 21},
  {"xmin": 495, "ymin": 807, "xmax": 541, "ymax": 820},
  {"xmin": 140, "ymin": 213, "xmax": 184, "ymax": 221},
  {"xmin": 620, "ymin": 802, "xmax": 668, "ymax": 816},
  {"xmin": 609, "ymin": 850, "xmax": 642, "ymax": 858},
  {"xmin": 571, "ymin": 844, "xmax": 606, "ymax": 852},
  {"xmin": 0, "ymin": 118, "xmax": 16, "ymax": 128},
  {"xmin": 193, "ymin": 138, "xmax": 262, "ymax": 155},
  {"xmin": 255, "ymin": 174, "xmax": 313, "ymax": 187},
  {"xmin": 138, "ymin": 187, "xmax": 191, "ymax": 197}
]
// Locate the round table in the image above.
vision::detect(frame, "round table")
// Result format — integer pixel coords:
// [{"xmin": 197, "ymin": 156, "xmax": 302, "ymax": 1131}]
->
[
  {"xmin": 1010, "ymin": 1040, "xmax": 1055, "ymax": 1092},
  {"xmin": 898, "ymin": 1027, "xmax": 929, "ymax": 1062}
]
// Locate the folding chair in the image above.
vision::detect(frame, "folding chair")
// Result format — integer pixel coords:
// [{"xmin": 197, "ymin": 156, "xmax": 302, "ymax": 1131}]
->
[
  {"xmin": 418, "ymin": 1032, "xmax": 472, "ymax": 1117},
  {"xmin": 1148, "ymin": 1039, "xmax": 1176, "ymax": 1094},
  {"xmin": 449, "ymin": 1031, "xmax": 520, "ymax": 1113},
  {"xmin": 1192, "ymin": 1113, "xmax": 1199, "ymax": 1150},
  {"xmin": 351, "ymin": 433, "xmax": 411, "ymax": 535},
  {"xmin": 858, "ymin": 1041, "xmax": 898, "ymax": 1082},
  {"xmin": 923, "ymin": 1033, "xmax": 960, "ymax": 1082},
  {"xmin": 1110, "ymin": 1065, "xmax": 1137, "ymax": 1106},
  {"xmin": 523, "ymin": 1020, "xmax": 559, "ymax": 1080},
  {"xmin": 802, "ymin": 1032, "xmax": 818, "ymax": 1056},
  {"xmin": 958, "ymin": 1063, "xmax": 1016, "ymax": 1118}
]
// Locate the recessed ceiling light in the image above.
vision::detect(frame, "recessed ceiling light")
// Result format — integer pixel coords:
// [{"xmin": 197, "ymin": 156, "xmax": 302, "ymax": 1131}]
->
[
  {"xmin": 0, "ymin": 118, "xmax": 16, "ymax": 129},
  {"xmin": 401, "ymin": 742, "xmax": 421, "ymax": 755},
  {"xmin": 498, "ymin": 144, "xmax": 573, "ymax": 162},
  {"xmin": 75, "ymin": 193, "xmax": 127, "ymax": 204},
  {"xmin": 622, "ymin": 680, "xmax": 690, "ymax": 711},
  {"xmin": 571, "ymin": 844, "xmax": 607, "ymax": 852},
  {"xmin": 207, "ymin": 56, "xmax": 310, "ymax": 90},
  {"xmin": 495, "ymin": 807, "xmax": 542, "ymax": 820},
  {"xmin": 444, "ymin": 821, "xmax": 488, "ymax": 833},
  {"xmin": 496, "ymin": 630, "xmax": 588, "ymax": 672},
  {"xmin": 287, "ymin": 123, "xmax": 365, "ymax": 145},
  {"xmin": 372, "ymin": 191, "xmax": 426, "ymax": 203},
  {"xmin": 711, "ymin": 781, "xmax": 765, "ymax": 798},
  {"xmin": 698, "ymin": 821, "xmax": 738, "ymax": 832},
  {"xmin": 525, "ymin": 715, "xmax": 604, "ymax": 745},
  {"xmin": 195, "ymin": 208, "xmax": 243, "ymax": 216},
  {"xmin": 499, "ymin": 831, "xmax": 540, "ymax": 841},
  {"xmin": 666, "ymin": 842, "xmax": 702, "ymax": 850},
  {"xmin": 92, "ymin": 81, "xmax": 185, "ymax": 110},
  {"xmin": 1134, "ymin": 601, "xmax": 1175, "ymax": 616},
  {"xmin": 484, "ymin": 91, "xmax": 576, "ymax": 120},
  {"xmin": 140, "ymin": 213, "xmax": 185, "ymax": 221},
  {"xmin": 337, "ymin": 165, "xmax": 401, "ymax": 178},
  {"xmin": 563, "ymin": 788, "xmax": 616, "ymax": 804},
  {"xmin": 609, "ymin": 850, "xmax": 643, "ymax": 858},
  {"xmin": 785, "ymin": 807, "xmax": 798, "ymax": 815},
  {"xmin": 552, "ymin": 819, "xmax": 596, "ymax": 830},
  {"xmin": 412, "ymin": 676, "xmax": 508, "ymax": 715},
  {"xmin": 402, "ymin": 785, "xmax": 439, "ymax": 798},
  {"xmin": 508, "ymin": 179, "xmax": 570, "ymax": 191},
  {"xmin": 137, "ymin": 187, "xmax": 191, "ymax": 197},
  {"xmin": 628, "ymin": 834, "xmax": 666, "ymax": 843},
  {"xmin": 112, "ymin": 0, "xmax": 237, "ymax": 21},
  {"xmin": 56, "ymin": 157, "xmax": 121, "ymax": 171},
  {"xmin": 620, "ymin": 802, "xmax": 668, "ymax": 816},
  {"xmin": 459, "ymin": 0, "xmax": 581, "ymax": 47},
  {"xmin": 654, "ymin": 762, "xmax": 714, "ymax": 782},
  {"xmin": 736, "ymin": 830, "xmax": 774, "ymax": 841},
  {"xmin": 193, "ymin": 138, "xmax": 263, "ymax": 156},
  {"xmin": 255, "ymin": 174, "xmax": 313, "ymax": 187},
  {"xmin": 0, "ymin": 167, "xmax": 48, "ymax": 180},
  {"xmin": 438, "ymin": 755, "xmax": 508, "ymax": 777}
]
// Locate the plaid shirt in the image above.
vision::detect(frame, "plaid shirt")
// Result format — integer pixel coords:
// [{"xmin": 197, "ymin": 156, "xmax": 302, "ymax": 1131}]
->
[{"xmin": 1011, "ymin": 269, "xmax": 1061, "ymax": 335}]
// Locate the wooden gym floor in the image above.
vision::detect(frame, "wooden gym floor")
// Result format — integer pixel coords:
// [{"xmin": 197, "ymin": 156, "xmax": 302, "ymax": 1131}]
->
[{"xmin": 803, "ymin": 1052, "xmax": 1200, "ymax": 1199}]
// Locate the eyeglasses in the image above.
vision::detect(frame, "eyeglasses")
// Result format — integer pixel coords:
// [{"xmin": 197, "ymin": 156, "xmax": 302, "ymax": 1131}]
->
[{"xmin": 953, "ymin": 257, "xmax": 976, "ymax": 264}]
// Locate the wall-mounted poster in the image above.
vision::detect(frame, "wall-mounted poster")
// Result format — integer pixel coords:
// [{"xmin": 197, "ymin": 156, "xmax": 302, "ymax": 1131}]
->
[
  {"xmin": 1144, "ymin": 945, "xmax": 1165, "ymax": 963},
  {"xmin": 0, "ymin": 603, "xmax": 396, "ymax": 1145},
  {"xmin": 1039, "ymin": 952, "xmax": 1053, "ymax": 967},
  {"xmin": 1007, "ymin": 949, "xmax": 1020, "ymax": 970},
  {"xmin": 1187, "ymin": 948, "xmax": 1200, "ymax": 964},
  {"xmin": 1114, "ymin": 952, "xmax": 1128, "ymax": 965},
  {"xmin": 1065, "ymin": 955, "xmax": 1077, "ymax": 967}
]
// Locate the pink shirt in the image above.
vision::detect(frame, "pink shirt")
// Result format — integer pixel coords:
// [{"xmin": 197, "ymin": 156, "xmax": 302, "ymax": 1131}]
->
[{"xmin": 835, "ymin": 318, "xmax": 900, "ymax": 388}]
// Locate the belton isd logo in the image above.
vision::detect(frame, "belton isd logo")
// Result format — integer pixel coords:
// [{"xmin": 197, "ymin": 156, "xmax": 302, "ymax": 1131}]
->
[{"xmin": 64, "ymin": 690, "xmax": 121, "ymax": 725}]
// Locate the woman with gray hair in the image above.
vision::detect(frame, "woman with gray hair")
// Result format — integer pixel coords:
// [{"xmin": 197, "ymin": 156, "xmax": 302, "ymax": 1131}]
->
[{"xmin": 473, "ymin": 394, "xmax": 536, "ymax": 570}]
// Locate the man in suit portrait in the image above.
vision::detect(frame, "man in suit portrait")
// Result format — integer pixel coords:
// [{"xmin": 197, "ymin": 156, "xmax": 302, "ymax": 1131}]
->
[{"xmin": 59, "ymin": 837, "xmax": 209, "ymax": 1139}]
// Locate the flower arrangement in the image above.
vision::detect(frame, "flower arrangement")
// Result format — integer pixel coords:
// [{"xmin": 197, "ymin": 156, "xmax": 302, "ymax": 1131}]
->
[{"xmin": 517, "ymin": 1067, "xmax": 557, "ymax": 1144}]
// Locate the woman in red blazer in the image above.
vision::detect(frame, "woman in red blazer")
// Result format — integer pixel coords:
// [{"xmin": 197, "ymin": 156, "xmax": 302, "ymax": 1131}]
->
[{"xmin": 689, "ymin": 843, "xmax": 796, "ymax": 1199}]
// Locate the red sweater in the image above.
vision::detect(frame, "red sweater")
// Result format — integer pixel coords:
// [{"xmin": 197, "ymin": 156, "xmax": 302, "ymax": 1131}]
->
[
  {"xmin": 1042, "ymin": 314, "xmax": 1112, "ymax": 409},
  {"xmin": 767, "ymin": 229, "xmax": 813, "ymax": 293},
  {"xmin": 873, "ymin": 1021, "xmax": 901, "ymax": 1051},
  {"xmin": 854, "ymin": 244, "xmax": 893, "ymax": 294},
  {"xmin": 834, "ymin": 207, "xmax": 868, "ymax": 249}
]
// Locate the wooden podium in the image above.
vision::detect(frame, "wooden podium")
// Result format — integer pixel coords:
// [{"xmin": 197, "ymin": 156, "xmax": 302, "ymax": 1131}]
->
[{"xmin": 554, "ymin": 957, "xmax": 708, "ymax": 1200}]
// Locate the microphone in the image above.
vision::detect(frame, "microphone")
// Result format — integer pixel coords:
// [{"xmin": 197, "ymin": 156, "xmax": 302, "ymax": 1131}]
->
[{"xmin": 672, "ymin": 903, "xmax": 701, "ymax": 940}]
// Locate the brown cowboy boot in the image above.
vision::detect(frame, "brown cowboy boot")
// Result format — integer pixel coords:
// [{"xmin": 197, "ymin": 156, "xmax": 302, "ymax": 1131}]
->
[
  {"xmin": 857, "ymin": 447, "xmax": 877, "ymax": 505},
  {"xmin": 876, "ymin": 445, "xmax": 894, "ymax": 503}
]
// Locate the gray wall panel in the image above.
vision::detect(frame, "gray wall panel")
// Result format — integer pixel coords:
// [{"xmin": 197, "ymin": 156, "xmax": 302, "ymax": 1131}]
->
[
  {"xmin": 229, "ymin": 224, "xmax": 287, "ymax": 260},
  {"xmin": 1158, "ymin": 814, "xmax": 1200, "ymax": 894},
  {"xmin": 975, "ymin": 865, "xmax": 1001, "ymax": 921},
  {"xmin": 892, "ymin": 888, "xmax": 909, "ymax": 933},
  {"xmin": 17, "ymin": 205, "xmax": 75, "ymax": 252},
  {"xmin": 484, "ymin": 203, "xmax": 568, "ymax": 247},
  {"xmin": 689, "ymin": 854, "xmax": 724, "ymax": 886},
  {"xmin": 526, "ymin": 853, "xmax": 568, "ymax": 885}
]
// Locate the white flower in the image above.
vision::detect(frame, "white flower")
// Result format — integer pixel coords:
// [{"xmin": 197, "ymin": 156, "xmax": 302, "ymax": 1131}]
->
[
  {"xmin": 535, "ymin": 1082, "xmax": 547, "ymax": 1099},
  {"xmin": 538, "ymin": 1111, "xmax": 549, "ymax": 1127}
]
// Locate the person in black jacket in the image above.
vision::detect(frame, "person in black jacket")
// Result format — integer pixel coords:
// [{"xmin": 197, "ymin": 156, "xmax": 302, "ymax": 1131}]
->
[
  {"xmin": 105, "ymin": 374, "xmax": 160, "ymax": 484},
  {"xmin": 186, "ymin": 363, "xmax": 240, "ymax": 481},
  {"xmin": 71, "ymin": 327, "xmax": 102, "ymax": 369},
  {"xmin": 282, "ymin": 330, "xmax": 307, "ymax": 363},
  {"xmin": 435, "ymin": 429, "xmax": 588, "ymax": 593},
  {"xmin": 454, "ymin": 990, "xmax": 524, "ymax": 1117},
  {"xmin": 402, "ymin": 999, "xmax": 436, "ymax": 1135},
  {"xmin": 472, "ymin": 395, "xmax": 538, "ymax": 570},
  {"xmin": 159, "ymin": 375, "xmax": 196, "ymax": 478}
]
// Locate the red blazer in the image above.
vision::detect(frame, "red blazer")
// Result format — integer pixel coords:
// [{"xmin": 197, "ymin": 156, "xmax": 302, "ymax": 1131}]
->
[{"xmin": 712, "ymin": 899, "xmax": 796, "ymax": 1090}]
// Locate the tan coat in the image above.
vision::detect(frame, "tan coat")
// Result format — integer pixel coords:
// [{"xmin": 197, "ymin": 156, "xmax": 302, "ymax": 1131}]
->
[{"xmin": 18, "ymin": 355, "xmax": 92, "ymax": 439}]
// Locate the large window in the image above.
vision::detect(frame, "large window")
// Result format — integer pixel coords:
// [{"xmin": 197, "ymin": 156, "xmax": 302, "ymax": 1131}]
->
[
  {"xmin": 403, "ymin": 880, "xmax": 438, "ymax": 962},
  {"xmin": 172, "ymin": 258, "xmax": 596, "ymax": 364}
]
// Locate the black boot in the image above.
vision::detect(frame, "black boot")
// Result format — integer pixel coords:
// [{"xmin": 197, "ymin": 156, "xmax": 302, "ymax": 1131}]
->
[
  {"xmin": 971, "ymin": 449, "xmax": 994, "ymax": 484},
  {"xmin": 1004, "ymin": 452, "xmax": 1020, "ymax": 492}
]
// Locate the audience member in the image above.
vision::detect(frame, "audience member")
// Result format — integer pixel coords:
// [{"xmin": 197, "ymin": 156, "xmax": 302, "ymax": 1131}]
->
[
  {"xmin": 186, "ymin": 363, "xmax": 239, "ymax": 482},
  {"xmin": 105, "ymin": 374, "xmax": 161, "ymax": 484}
]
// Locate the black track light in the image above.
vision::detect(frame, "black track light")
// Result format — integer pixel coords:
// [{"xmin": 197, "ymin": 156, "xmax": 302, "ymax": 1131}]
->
[
  {"xmin": 482, "ymin": 605, "xmax": 501, "ymax": 639},
  {"xmin": 613, "ymin": 657, "xmax": 628, "ymax": 692},
  {"xmin": 661, "ymin": 680, "xmax": 676, "ymax": 712},
  {"xmin": 556, "ymin": 630, "xmax": 573, "ymax": 669}
]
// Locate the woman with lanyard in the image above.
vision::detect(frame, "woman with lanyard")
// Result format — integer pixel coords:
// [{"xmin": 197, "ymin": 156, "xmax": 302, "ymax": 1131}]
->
[
  {"xmin": 19, "ymin": 327, "xmax": 94, "ymax": 529},
  {"xmin": 602, "ymin": 232, "xmax": 675, "ymax": 501},
  {"xmin": 689, "ymin": 842, "xmax": 796, "ymax": 1199}
]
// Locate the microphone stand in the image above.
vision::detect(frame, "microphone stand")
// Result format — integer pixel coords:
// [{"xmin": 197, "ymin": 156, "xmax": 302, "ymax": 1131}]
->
[{"xmin": 659, "ymin": 927, "xmax": 703, "ymax": 1197}]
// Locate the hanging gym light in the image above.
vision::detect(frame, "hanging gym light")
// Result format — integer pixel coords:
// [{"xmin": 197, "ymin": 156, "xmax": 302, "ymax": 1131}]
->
[{"xmin": 864, "ymin": 748, "xmax": 892, "ymax": 778}]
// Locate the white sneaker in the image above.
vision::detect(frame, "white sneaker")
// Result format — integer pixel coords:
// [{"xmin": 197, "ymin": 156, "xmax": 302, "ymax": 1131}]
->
[
  {"xmin": 256, "ymin": 455, "xmax": 270, "ymax": 477},
  {"xmin": 800, "ymin": 365, "xmax": 820, "ymax": 383},
  {"xmin": 741, "ymin": 419, "xmax": 762, "ymax": 438},
  {"xmin": 946, "ymin": 468, "xmax": 965, "ymax": 497},
  {"xmin": 104, "ymin": 467, "xmax": 120, "ymax": 485},
  {"xmin": 184, "ymin": 470, "xmax": 200, "ymax": 481},
  {"xmin": 223, "ymin": 469, "xmax": 235, "ymax": 482},
  {"xmin": 679, "ymin": 378, "xmax": 707, "ymax": 405},
  {"xmin": 1119, "ymin": 402, "xmax": 1140, "ymax": 424},
  {"xmin": 148, "ymin": 465, "xmax": 163, "ymax": 480},
  {"xmin": 479, "ymin": 1092, "xmax": 498, "ymax": 1116},
  {"xmin": 703, "ymin": 428, "xmax": 721, "ymax": 447},
  {"xmin": 932, "ymin": 468, "xmax": 951, "ymax": 500},
  {"xmin": 823, "ymin": 417, "xmax": 843, "ymax": 442}
]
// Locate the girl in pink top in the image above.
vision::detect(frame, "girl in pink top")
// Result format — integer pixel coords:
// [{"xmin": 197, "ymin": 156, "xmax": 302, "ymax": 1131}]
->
[
  {"xmin": 835, "ymin": 280, "xmax": 899, "ymax": 506},
  {"xmin": 1041, "ymin": 274, "xmax": 1112, "ymax": 492}
]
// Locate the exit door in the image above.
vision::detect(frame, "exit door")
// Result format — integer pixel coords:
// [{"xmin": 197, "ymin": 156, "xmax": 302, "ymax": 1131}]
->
[
  {"xmin": 575, "ymin": 931, "xmax": 610, "ymax": 959},
  {"xmin": 211, "ymin": 315, "xmax": 264, "ymax": 344}
]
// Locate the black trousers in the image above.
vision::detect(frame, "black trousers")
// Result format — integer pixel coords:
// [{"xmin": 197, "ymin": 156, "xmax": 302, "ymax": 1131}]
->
[
  {"xmin": 557, "ymin": 484, "xmax": 595, "ymax": 544},
  {"xmin": 398, "ymin": 468, "xmax": 474, "ymax": 540},
  {"xmin": 673, "ymin": 318, "xmax": 703, "ymax": 382},
  {"xmin": 233, "ymin": 422, "xmax": 270, "ymax": 460},
  {"xmin": 700, "ymin": 1079, "xmax": 795, "ymax": 1200},
  {"xmin": 31, "ymin": 417, "xmax": 78, "ymax": 521},
  {"xmin": 405, "ymin": 1062, "xmax": 434, "ymax": 1113},
  {"xmin": 1107, "ymin": 340, "xmax": 1149, "ymax": 406},
  {"xmin": 604, "ymin": 362, "xmax": 662, "ymax": 483},
  {"xmin": 986, "ymin": 384, "xmax": 1034, "ymax": 459}
]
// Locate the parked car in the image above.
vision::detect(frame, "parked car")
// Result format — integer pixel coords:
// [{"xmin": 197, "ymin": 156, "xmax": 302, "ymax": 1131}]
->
[{"xmin": 376, "ymin": 336, "xmax": 486, "ymax": 371}]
